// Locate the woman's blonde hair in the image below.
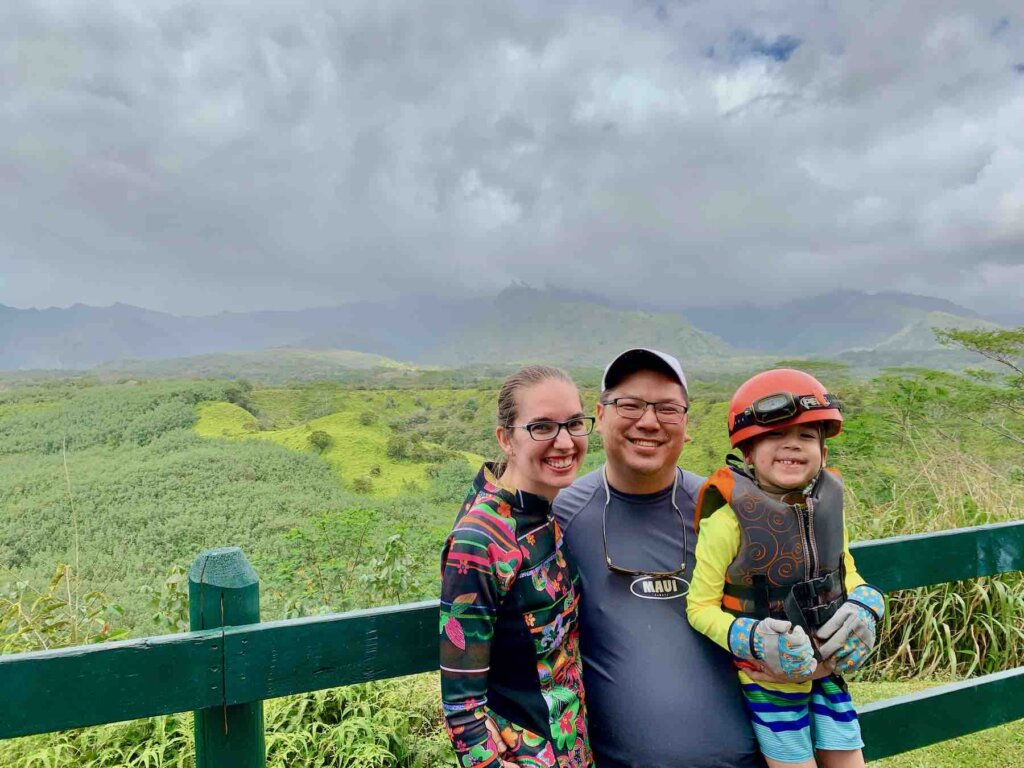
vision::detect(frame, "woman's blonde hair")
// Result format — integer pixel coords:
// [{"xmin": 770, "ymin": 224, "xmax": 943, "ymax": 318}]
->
[{"xmin": 493, "ymin": 365, "xmax": 578, "ymax": 478}]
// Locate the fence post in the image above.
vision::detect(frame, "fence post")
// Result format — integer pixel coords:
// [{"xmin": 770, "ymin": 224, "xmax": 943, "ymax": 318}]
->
[{"xmin": 189, "ymin": 547, "xmax": 265, "ymax": 768}]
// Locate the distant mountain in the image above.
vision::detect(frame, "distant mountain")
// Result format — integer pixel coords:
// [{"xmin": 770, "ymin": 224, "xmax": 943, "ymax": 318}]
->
[
  {"xmin": 0, "ymin": 300, "xmax": 455, "ymax": 370},
  {"xmin": 0, "ymin": 303, "xmax": 186, "ymax": 369},
  {"xmin": 427, "ymin": 286, "xmax": 733, "ymax": 367},
  {"xmin": 0, "ymin": 288, "xmax": 735, "ymax": 371},
  {"xmin": 987, "ymin": 312, "xmax": 1024, "ymax": 329},
  {"xmin": 0, "ymin": 287, "xmax": 1003, "ymax": 373},
  {"xmin": 683, "ymin": 291, "xmax": 997, "ymax": 356}
]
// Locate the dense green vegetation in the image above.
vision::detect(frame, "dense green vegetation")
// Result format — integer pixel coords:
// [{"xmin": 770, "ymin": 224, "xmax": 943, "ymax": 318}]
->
[{"xmin": 0, "ymin": 330, "xmax": 1022, "ymax": 765}]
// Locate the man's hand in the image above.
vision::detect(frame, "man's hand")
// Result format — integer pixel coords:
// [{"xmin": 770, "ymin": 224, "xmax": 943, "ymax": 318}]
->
[
  {"xmin": 815, "ymin": 585, "xmax": 885, "ymax": 674},
  {"xmin": 729, "ymin": 617, "xmax": 817, "ymax": 680},
  {"xmin": 485, "ymin": 717, "xmax": 517, "ymax": 768}
]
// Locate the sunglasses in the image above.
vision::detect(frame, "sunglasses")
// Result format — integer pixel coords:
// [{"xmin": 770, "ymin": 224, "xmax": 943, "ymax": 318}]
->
[{"xmin": 601, "ymin": 467, "xmax": 688, "ymax": 578}]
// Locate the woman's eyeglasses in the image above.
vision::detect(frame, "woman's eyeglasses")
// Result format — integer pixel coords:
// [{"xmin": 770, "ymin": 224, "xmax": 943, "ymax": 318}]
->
[{"xmin": 508, "ymin": 416, "xmax": 596, "ymax": 442}]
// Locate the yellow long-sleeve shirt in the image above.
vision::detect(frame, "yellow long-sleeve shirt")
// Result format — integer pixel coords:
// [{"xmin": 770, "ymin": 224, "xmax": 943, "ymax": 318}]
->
[{"xmin": 687, "ymin": 503, "xmax": 866, "ymax": 690}]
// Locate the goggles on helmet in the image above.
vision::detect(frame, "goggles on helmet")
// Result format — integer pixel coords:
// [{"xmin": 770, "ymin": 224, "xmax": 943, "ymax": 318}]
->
[{"xmin": 731, "ymin": 391, "xmax": 842, "ymax": 433}]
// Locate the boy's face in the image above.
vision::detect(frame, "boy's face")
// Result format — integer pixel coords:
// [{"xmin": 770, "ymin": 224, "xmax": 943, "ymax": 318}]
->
[{"xmin": 744, "ymin": 422, "xmax": 824, "ymax": 491}]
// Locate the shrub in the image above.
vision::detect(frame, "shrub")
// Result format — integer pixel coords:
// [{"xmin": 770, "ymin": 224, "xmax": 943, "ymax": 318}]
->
[
  {"xmin": 386, "ymin": 434, "xmax": 414, "ymax": 460},
  {"xmin": 358, "ymin": 411, "xmax": 377, "ymax": 426},
  {"xmin": 352, "ymin": 476, "xmax": 373, "ymax": 494},
  {"xmin": 308, "ymin": 430, "xmax": 332, "ymax": 452}
]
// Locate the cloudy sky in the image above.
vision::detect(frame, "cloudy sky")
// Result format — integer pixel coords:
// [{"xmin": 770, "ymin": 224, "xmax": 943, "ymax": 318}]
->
[{"xmin": 2, "ymin": 0, "xmax": 1023, "ymax": 315}]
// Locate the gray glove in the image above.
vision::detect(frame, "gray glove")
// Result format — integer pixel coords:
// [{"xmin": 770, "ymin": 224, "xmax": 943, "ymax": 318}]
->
[
  {"xmin": 730, "ymin": 616, "xmax": 817, "ymax": 678},
  {"xmin": 815, "ymin": 585, "xmax": 885, "ymax": 671}
]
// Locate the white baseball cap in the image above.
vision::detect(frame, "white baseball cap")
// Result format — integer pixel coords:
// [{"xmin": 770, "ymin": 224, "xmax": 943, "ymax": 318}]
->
[{"xmin": 601, "ymin": 348, "xmax": 689, "ymax": 398}]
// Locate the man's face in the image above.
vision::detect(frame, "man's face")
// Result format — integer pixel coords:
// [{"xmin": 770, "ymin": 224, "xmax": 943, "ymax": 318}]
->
[{"xmin": 597, "ymin": 369, "xmax": 689, "ymax": 484}]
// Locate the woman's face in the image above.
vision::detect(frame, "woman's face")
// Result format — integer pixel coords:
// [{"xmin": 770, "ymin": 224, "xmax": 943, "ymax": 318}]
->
[{"xmin": 496, "ymin": 378, "xmax": 588, "ymax": 501}]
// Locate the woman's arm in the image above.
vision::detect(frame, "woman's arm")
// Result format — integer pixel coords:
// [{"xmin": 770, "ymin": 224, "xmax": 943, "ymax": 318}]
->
[{"xmin": 440, "ymin": 503, "xmax": 521, "ymax": 768}]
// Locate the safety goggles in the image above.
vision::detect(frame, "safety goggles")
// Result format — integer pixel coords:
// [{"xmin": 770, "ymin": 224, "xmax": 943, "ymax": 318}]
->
[{"xmin": 732, "ymin": 391, "xmax": 842, "ymax": 432}]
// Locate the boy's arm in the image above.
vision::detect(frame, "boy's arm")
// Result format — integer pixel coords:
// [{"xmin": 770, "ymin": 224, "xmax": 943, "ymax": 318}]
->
[
  {"xmin": 687, "ymin": 506, "xmax": 742, "ymax": 650},
  {"xmin": 842, "ymin": 525, "xmax": 867, "ymax": 593},
  {"xmin": 841, "ymin": 523, "xmax": 886, "ymax": 617}
]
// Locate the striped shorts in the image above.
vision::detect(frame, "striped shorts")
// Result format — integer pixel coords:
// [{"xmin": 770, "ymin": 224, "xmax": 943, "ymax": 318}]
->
[{"xmin": 740, "ymin": 674, "xmax": 863, "ymax": 763}]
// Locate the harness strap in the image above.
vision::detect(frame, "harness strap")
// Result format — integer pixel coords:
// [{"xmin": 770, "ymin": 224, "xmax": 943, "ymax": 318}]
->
[
  {"xmin": 723, "ymin": 569, "xmax": 844, "ymax": 603},
  {"xmin": 751, "ymin": 574, "xmax": 770, "ymax": 620},
  {"xmin": 780, "ymin": 589, "xmax": 819, "ymax": 660},
  {"xmin": 724, "ymin": 568, "xmax": 846, "ymax": 661}
]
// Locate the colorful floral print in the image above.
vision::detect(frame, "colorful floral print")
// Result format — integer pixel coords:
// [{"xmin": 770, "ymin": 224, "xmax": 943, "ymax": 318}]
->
[{"xmin": 440, "ymin": 465, "xmax": 592, "ymax": 768}]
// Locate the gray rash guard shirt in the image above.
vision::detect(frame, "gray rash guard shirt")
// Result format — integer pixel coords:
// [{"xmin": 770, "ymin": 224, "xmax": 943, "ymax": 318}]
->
[{"xmin": 553, "ymin": 468, "xmax": 765, "ymax": 768}]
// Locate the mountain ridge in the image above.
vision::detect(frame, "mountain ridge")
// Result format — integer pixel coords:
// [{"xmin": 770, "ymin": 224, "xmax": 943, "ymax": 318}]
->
[{"xmin": 0, "ymin": 288, "xmax": 1008, "ymax": 371}]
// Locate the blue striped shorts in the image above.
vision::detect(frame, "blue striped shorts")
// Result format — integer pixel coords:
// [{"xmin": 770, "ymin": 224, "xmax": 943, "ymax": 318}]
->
[{"xmin": 740, "ymin": 675, "xmax": 863, "ymax": 763}]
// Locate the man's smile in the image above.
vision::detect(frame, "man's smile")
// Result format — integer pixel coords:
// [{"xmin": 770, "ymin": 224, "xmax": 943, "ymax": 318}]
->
[{"xmin": 628, "ymin": 437, "xmax": 664, "ymax": 448}]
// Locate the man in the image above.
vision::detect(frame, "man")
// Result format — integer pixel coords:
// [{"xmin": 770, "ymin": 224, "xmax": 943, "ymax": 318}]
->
[{"xmin": 553, "ymin": 348, "xmax": 765, "ymax": 767}]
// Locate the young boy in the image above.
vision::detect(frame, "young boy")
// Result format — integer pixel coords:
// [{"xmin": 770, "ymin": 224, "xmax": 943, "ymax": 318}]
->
[{"xmin": 687, "ymin": 369, "xmax": 886, "ymax": 768}]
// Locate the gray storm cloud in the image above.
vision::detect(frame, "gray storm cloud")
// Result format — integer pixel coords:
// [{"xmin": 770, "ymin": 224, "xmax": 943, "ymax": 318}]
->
[{"xmin": 1, "ymin": 0, "xmax": 1022, "ymax": 314}]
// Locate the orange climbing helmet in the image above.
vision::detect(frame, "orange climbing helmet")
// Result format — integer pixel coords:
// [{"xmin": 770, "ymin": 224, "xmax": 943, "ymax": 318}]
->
[{"xmin": 728, "ymin": 368, "xmax": 843, "ymax": 448}]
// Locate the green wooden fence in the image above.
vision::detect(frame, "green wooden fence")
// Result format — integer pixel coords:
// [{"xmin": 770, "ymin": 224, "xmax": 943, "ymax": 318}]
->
[{"xmin": 1, "ymin": 520, "xmax": 1023, "ymax": 766}]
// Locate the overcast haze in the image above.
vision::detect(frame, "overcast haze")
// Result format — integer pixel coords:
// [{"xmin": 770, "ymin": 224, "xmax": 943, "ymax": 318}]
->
[{"xmin": 2, "ymin": 1, "xmax": 1023, "ymax": 316}]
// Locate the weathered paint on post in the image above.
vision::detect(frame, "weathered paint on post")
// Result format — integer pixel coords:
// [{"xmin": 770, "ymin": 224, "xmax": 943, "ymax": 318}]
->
[{"xmin": 189, "ymin": 547, "xmax": 265, "ymax": 768}]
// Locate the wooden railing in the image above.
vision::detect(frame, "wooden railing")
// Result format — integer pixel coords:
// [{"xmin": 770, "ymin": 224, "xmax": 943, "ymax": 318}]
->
[{"xmin": 2, "ymin": 521, "xmax": 1023, "ymax": 766}]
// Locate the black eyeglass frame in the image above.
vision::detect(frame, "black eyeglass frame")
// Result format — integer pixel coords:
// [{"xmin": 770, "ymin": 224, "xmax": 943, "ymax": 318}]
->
[
  {"xmin": 507, "ymin": 416, "xmax": 596, "ymax": 442},
  {"xmin": 601, "ymin": 466, "xmax": 688, "ymax": 578},
  {"xmin": 600, "ymin": 397, "xmax": 689, "ymax": 424}
]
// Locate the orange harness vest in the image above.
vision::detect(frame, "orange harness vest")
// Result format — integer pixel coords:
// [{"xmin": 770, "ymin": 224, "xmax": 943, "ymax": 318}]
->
[{"xmin": 695, "ymin": 464, "xmax": 847, "ymax": 638}]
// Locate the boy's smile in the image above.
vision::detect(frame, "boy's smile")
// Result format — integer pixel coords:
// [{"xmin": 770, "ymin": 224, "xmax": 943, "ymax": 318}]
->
[{"xmin": 744, "ymin": 423, "xmax": 824, "ymax": 492}]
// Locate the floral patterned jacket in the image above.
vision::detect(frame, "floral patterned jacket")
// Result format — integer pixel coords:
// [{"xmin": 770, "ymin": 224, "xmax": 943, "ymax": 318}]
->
[{"xmin": 440, "ymin": 465, "xmax": 592, "ymax": 768}]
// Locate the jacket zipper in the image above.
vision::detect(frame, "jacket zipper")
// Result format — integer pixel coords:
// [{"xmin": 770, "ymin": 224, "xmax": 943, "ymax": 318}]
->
[{"xmin": 803, "ymin": 498, "xmax": 819, "ymax": 576}]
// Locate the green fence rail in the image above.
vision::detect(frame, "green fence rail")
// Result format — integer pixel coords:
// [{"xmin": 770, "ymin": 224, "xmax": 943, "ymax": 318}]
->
[{"xmin": 1, "ymin": 520, "xmax": 1023, "ymax": 766}]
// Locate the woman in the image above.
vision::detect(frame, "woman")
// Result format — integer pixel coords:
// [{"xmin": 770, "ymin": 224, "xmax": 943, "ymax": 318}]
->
[{"xmin": 440, "ymin": 365, "xmax": 594, "ymax": 768}]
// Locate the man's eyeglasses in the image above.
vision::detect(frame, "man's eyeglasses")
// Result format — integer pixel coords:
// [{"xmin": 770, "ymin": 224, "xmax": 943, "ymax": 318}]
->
[
  {"xmin": 601, "ymin": 397, "xmax": 688, "ymax": 424},
  {"xmin": 602, "ymin": 467, "xmax": 688, "ymax": 578},
  {"xmin": 507, "ymin": 416, "xmax": 596, "ymax": 442}
]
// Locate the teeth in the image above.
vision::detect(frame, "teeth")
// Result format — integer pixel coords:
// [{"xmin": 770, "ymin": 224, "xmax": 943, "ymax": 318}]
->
[
  {"xmin": 546, "ymin": 457, "xmax": 574, "ymax": 469},
  {"xmin": 632, "ymin": 439, "xmax": 660, "ymax": 448}
]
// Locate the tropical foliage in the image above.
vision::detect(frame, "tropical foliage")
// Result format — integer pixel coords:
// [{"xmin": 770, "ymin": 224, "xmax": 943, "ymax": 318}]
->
[{"xmin": 1, "ymin": 332, "xmax": 1023, "ymax": 765}]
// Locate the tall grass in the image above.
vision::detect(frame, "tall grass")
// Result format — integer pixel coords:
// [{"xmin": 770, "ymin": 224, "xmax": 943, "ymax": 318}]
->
[
  {"xmin": 0, "ymin": 676, "xmax": 451, "ymax": 768},
  {"xmin": 2, "ymin": 374, "xmax": 1023, "ymax": 764},
  {"xmin": 846, "ymin": 435, "xmax": 1024, "ymax": 680}
]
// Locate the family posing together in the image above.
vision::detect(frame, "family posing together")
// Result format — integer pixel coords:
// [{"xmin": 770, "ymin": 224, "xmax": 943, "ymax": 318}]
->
[{"xmin": 439, "ymin": 349, "xmax": 886, "ymax": 768}]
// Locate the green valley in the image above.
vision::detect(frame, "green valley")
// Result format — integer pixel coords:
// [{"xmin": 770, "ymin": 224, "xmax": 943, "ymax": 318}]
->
[{"xmin": 0, "ymin": 327, "xmax": 1022, "ymax": 766}]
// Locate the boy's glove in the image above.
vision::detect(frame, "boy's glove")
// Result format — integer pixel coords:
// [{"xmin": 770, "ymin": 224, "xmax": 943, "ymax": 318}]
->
[
  {"xmin": 815, "ymin": 584, "xmax": 885, "ymax": 674},
  {"xmin": 729, "ymin": 617, "xmax": 817, "ymax": 679}
]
